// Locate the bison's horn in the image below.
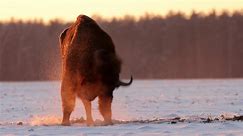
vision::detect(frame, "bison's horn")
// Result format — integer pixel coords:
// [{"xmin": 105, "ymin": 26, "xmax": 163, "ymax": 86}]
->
[{"xmin": 119, "ymin": 76, "xmax": 133, "ymax": 86}]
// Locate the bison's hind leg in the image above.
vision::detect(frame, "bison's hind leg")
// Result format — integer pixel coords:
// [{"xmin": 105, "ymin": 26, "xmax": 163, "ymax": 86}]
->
[
  {"xmin": 98, "ymin": 95, "xmax": 113, "ymax": 125},
  {"xmin": 61, "ymin": 79, "xmax": 76, "ymax": 126},
  {"xmin": 81, "ymin": 99, "xmax": 94, "ymax": 126}
]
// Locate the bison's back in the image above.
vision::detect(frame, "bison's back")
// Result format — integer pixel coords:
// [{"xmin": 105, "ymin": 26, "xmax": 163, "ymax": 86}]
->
[{"xmin": 63, "ymin": 15, "xmax": 121, "ymax": 87}]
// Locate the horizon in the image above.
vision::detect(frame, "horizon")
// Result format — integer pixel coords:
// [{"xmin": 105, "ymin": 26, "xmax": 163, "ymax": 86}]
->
[
  {"xmin": 1, "ymin": 0, "xmax": 243, "ymax": 22},
  {"xmin": 1, "ymin": 10, "xmax": 243, "ymax": 24}
]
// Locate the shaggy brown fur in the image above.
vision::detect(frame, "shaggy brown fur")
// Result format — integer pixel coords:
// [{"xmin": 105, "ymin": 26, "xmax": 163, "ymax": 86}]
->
[{"xmin": 59, "ymin": 15, "xmax": 132, "ymax": 126}]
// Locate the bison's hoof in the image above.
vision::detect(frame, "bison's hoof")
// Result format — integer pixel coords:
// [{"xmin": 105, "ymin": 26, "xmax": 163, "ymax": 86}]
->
[
  {"xmin": 61, "ymin": 121, "xmax": 71, "ymax": 126},
  {"xmin": 103, "ymin": 121, "xmax": 113, "ymax": 126}
]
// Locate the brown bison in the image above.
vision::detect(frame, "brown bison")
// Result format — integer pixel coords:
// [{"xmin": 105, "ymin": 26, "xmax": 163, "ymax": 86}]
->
[{"xmin": 59, "ymin": 15, "xmax": 133, "ymax": 126}]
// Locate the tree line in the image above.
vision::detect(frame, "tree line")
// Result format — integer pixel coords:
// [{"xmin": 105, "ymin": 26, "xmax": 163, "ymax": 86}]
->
[{"xmin": 0, "ymin": 11, "xmax": 243, "ymax": 81}]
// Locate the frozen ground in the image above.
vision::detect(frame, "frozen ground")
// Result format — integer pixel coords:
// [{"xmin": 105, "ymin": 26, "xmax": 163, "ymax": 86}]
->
[{"xmin": 0, "ymin": 79, "xmax": 243, "ymax": 136}]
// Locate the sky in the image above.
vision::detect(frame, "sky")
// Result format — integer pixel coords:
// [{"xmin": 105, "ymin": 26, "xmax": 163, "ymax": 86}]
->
[{"xmin": 1, "ymin": 0, "xmax": 243, "ymax": 22}]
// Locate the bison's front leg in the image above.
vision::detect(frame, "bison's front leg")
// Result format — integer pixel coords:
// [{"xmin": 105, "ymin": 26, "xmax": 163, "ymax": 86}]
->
[
  {"xmin": 61, "ymin": 79, "xmax": 76, "ymax": 126},
  {"xmin": 98, "ymin": 95, "xmax": 113, "ymax": 125},
  {"xmin": 81, "ymin": 99, "xmax": 94, "ymax": 126}
]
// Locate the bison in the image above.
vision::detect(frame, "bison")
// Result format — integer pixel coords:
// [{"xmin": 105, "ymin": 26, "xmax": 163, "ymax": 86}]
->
[{"xmin": 59, "ymin": 15, "xmax": 133, "ymax": 126}]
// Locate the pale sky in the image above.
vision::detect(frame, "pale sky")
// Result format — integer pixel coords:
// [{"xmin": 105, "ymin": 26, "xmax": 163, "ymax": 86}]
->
[{"xmin": 1, "ymin": 0, "xmax": 243, "ymax": 22}]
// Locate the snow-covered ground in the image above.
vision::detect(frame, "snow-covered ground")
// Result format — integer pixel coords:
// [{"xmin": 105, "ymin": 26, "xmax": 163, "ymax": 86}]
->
[{"xmin": 0, "ymin": 79, "xmax": 243, "ymax": 136}]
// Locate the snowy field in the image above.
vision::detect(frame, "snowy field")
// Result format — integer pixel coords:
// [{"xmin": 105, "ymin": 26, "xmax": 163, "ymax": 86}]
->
[{"xmin": 0, "ymin": 79, "xmax": 243, "ymax": 136}]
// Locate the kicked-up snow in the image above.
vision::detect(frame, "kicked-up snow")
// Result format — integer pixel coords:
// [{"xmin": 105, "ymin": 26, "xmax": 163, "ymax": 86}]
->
[{"xmin": 0, "ymin": 79, "xmax": 243, "ymax": 135}]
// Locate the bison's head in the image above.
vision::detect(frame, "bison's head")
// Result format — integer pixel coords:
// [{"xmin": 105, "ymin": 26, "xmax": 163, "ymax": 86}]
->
[{"xmin": 59, "ymin": 15, "xmax": 98, "ymax": 55}]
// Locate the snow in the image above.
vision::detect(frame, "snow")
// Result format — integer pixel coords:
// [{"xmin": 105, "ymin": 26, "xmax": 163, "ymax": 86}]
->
[{"xmin": 0, "ymin": 79, "xmax": 243, "ymax": 135}]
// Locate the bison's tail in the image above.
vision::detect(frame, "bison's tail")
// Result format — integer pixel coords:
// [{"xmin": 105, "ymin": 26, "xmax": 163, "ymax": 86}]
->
[{"xmin": 117, "ymin": 76, "xmax": 133, "ymax": 87}]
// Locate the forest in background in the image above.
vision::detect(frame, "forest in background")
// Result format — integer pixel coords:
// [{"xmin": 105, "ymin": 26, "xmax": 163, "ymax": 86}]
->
[{"xmin": 0, "ymin": 11, "xmax": 243, "ymax": 81}]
